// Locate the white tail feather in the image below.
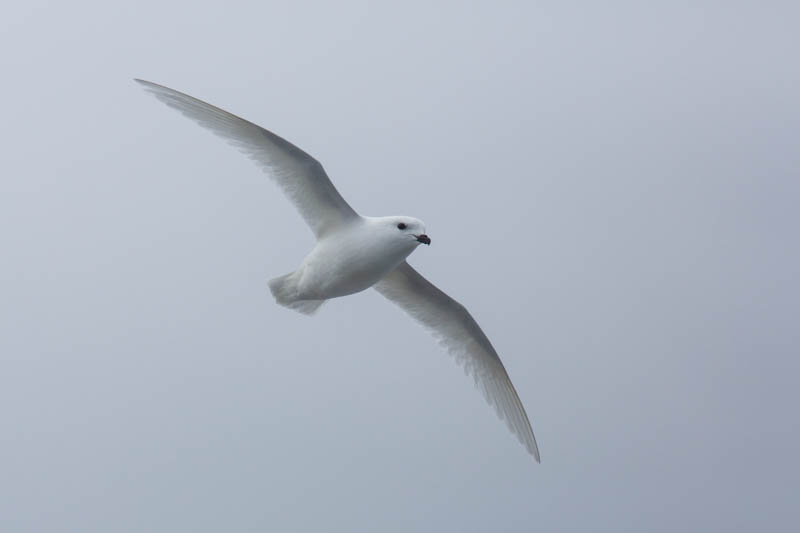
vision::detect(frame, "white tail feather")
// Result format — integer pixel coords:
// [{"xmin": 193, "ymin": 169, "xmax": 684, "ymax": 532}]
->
[{"xmin": 268, "ymin": 271, "xmax": 326, "ymax": 315}]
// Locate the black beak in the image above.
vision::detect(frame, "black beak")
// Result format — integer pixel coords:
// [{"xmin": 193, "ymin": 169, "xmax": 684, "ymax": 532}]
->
[{"xmin": 416, "ymin": 234, "xmax": 431, "ymax": 245}]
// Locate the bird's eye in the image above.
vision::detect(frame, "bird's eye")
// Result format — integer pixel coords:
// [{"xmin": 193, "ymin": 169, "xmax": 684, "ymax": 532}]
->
[{"xmin": 397, "ymin": 223, "xmax": 407, "ymax": 230}]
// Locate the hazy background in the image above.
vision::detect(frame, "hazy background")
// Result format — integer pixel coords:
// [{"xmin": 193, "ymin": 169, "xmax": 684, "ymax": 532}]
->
[{"xmin": 2, "ymin": 1, "xmax": 798, "ymax": 531}]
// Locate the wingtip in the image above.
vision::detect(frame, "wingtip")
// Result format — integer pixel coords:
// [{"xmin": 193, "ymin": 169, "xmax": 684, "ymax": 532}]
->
[
  {"xmin": 133, "ymin": 79, "xmax": 163, "ymax": 91},
  {"xmin": 530, "ymin": 445, "xmax": 541, "ymax": 463}
]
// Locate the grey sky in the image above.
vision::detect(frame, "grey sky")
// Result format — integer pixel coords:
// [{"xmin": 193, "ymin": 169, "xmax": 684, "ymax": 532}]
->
[{"xmin": 2, "ymin": 1, "xmax": 798, "ymax": 531}]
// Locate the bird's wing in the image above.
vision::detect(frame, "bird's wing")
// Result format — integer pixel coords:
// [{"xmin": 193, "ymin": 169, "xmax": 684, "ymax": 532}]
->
[
  {"xmin": 374, "ymin": 261, "xmax": 540, "ymax": 461},
  {"xmin": 135, "ymin": 79, "xmax": 358, "ymax": 238}
]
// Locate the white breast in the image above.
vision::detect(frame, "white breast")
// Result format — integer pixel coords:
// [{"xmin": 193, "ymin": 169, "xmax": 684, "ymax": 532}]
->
[{"xmin": 296, "ymin": 218, "xmax": 418, "ymax": 299}]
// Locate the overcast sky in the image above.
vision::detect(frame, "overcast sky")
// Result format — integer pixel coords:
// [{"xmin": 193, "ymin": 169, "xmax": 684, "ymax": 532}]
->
[{"xmin": 2, "ymin": 1, "xmax": 799, "ymax": 531}]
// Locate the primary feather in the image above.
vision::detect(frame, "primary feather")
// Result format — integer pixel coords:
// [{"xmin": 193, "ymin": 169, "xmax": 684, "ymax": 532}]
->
[
  {"xmin": 375, "ymin": 262, "xmax": 540, "ymax": 461},
  {"xmin": 135, "ymin": 79, "xmax": 358, "ymax": 238}
]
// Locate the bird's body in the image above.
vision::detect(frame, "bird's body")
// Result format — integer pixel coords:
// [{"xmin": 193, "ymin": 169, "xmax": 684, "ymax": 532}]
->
[
  {"xmin": 270, "ymin": 216, "xmax": 427, "ymax": 312},
  {"xmin": 136, "ymin": 79, "xmax": 541, "ymax": 461}
]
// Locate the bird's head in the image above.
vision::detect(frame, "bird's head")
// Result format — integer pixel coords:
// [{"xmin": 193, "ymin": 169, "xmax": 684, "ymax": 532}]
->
[{"xmin": 382, "ymin": 216, "xmax": 431, "ymax": 248}]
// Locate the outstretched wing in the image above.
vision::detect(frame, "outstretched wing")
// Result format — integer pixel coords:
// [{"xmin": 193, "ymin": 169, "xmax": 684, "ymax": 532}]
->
[
  {"xmin": 374, "ymin": 261, "xmax": 540, "ymax": 461},
  {"xmin": 135, "ymin": 79, "xmax": 358, "ymax": 238}
]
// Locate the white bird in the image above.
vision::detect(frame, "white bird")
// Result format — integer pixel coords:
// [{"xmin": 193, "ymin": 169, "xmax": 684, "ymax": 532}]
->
[{"xmin": 135, "ymin": 79, "xmax": 541, "ymax": 461}]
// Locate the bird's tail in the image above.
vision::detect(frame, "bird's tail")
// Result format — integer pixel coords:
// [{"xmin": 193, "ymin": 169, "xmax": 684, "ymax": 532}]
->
[{"xmin": 268, "ymin": 271, "xmax": 326, "ymax": 315}]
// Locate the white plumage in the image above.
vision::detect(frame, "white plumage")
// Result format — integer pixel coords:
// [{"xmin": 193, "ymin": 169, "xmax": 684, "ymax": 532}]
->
[{"xmin": 136, "ymin": 79, "xmax": 540, "ymax": 462}]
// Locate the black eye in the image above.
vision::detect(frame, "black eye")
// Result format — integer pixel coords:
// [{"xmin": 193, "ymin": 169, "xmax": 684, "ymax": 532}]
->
[{"xmin": 397, "ymin": 223, "xmax": 407, "ymax": 230}]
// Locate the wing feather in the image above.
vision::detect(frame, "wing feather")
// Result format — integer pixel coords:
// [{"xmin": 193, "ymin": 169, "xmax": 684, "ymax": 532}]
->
[
  {"xmin": 135, "ymin": 79, "xmax": 358, "ymax": 238},
  {"xmin": 374, "ymin": 261, "xmax": 540, "ymax": 461}
]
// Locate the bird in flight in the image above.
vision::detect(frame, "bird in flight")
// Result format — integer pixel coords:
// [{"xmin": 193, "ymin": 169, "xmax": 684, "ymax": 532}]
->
[{"xmin": 135, "ymin": 79, "xmax": 540, "ymax": 461}]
